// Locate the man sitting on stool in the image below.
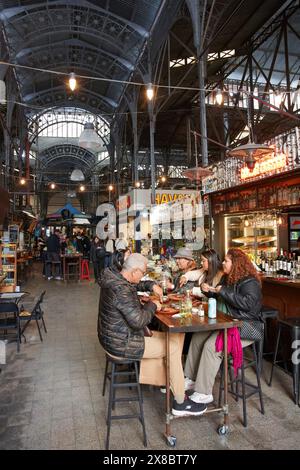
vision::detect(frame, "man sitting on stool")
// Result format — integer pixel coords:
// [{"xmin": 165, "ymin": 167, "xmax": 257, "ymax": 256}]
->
[{"xmin": 97, "ymin": 253, "xmax": 207, "ymax": 416}]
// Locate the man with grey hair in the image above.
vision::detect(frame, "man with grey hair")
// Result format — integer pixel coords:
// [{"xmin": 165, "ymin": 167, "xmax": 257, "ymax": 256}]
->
[{"xmin": 98, "ymin": 253, "xmax": 207, "ymax": 416}]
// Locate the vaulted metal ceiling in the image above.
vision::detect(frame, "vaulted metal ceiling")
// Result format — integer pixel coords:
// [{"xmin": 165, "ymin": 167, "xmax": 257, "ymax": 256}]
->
[{"xmin": 0, "ymin": 0, "xmax": 168, "ymax": 117}]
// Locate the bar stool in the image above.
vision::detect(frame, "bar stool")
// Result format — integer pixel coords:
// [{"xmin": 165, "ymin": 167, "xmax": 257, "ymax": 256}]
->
[
  {"xmin": 260, "ymin": 306, "xmax": 279, "ymax": 369},
  {"xmin": 102, "ymin": 353, "xmax": 147, "ymax": 450},
  {"xmin": 269, "ymin": 317, "xmax": 300, "ymax": 406},
  {"xmin": 218, "ymin": 341, "xmax": 265, "ymax": 427},
  {"xmin": 80, "ymin": 259, "xmax": 90, "ymax": 281}
]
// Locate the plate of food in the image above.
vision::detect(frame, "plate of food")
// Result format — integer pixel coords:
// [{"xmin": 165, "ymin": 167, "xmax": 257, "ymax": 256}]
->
[
  {"xmin": 168, "ymin": 293, "xmax": 184, "ymax": 301},
  {"xmin": 160, "ymin": 306, "xmax": 180, "ymax": 315}
]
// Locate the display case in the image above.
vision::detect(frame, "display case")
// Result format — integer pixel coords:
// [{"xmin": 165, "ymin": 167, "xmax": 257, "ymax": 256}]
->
[
  {"xmin": 0, "ymin": 243, "xmax": 17, "ymax": 292},
  {"xmin": 225, "ymin": 213, "xmax": 277, "ymax": 261}
]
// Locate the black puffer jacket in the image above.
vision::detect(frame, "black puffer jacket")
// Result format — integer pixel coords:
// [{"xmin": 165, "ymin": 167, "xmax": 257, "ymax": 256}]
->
[{"xmin": 98, "ymin": 268, "xmax": 157, "ymax": 359}]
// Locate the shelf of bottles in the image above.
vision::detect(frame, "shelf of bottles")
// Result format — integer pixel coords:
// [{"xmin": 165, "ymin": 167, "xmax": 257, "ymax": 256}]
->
[
  {"xmin": 0, "ymin": 243, "xmax": 17, "ymax": 292},
  {"xmin": 258, "ymin": 249, "xmax": 300, "ymax": 280},
  {"xmin": 212, "ymin": 179, "xmax": 300, "ymax": 216},
  {"xmin": 225, "ymin": 213, "xmax": 277, "ymax": 261}
]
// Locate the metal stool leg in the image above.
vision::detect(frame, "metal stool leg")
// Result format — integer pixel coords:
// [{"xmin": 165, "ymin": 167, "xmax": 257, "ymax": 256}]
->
[
  {"xmin": 269, "ymin": 324, "xmax": 282, "ymax": 387},
  {"xmin": 102, "ymin": 357, "xmax": 109, "ymax": 396},
  {"xmin": 253, "ymin": 343, "xmax": 265, "ymax": 415},
  {"xmin": 218, "ymin": 361, "xmax": 224, "ymax": 407},
  {"xmin": 106, "ymin": 362, "xmax": 115, "ymax": 450},
  {"xmin": 134, "ymin": 361, "xmax": 147, "ymax": 447},
  {"xmin": 241, "ymin": 361, "xmax": 247, "ymax": 427}
]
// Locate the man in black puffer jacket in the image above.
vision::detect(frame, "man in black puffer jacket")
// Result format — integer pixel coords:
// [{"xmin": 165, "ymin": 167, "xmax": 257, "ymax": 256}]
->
[{"xmin": 98, "ymin": 253, "xmax": 207, "ymax": 416}]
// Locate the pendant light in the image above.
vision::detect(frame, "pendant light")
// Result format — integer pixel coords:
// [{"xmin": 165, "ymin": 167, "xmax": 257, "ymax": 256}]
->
[{"xmin": 78, "ymin": 122, "xmax": 103, "ymax": 152}]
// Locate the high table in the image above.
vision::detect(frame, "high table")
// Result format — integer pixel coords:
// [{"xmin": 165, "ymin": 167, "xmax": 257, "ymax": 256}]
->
[
  {"xmin": 61, "ymin": 253, "xmax": 82, "ymax": 282},
  {"xmin": 155, "ymin": 310, "xmax": 242, "ymax": 447}
]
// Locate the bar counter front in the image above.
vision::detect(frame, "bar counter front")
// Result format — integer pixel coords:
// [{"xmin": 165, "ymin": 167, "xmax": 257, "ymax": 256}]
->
[{"xmin": 262, "ymin": 277, "xmax": 300, "ymax": 318}]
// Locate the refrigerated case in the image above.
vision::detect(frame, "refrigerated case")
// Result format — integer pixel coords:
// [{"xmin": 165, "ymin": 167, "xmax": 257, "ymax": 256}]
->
[
  {"xmin": 289, "ymin": 214, "xmax": 300, "ymax": 252},
  {"xmin": 225, "ymin": 213, "xmax": 278, "ymax": 261}
]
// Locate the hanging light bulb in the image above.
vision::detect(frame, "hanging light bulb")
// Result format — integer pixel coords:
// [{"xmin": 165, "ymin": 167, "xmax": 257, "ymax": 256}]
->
[
  {"xmin": 135, "ymin": 181, "xmax": 141, "ymax": 188},
  {"xmin": 68, "ymin": 72, "xmax": 77, "ymax": 91},
  {"xmin": 244, "ymin": 216, "xmax": 250, "ymax": 227},
  {"xmin": 79, "ymin": 185, "xmax": 85, "ymax": 192},
  {"xmin": 277, "ymin": 214, "xmax": 283, "ymax": 225},
  {"xmin": 78, "ymin": 122, "xmax": 103, "ymax": 152},
  {"xmin": 146, "ymin": 83, "xmax": 154, "ymax": 101},
  {"xmin": 50, "ymin": 182, "xmax": 56, "ymax": 190},
  {"xmin": 19, "ymin": 177, "xmax": 26, "ymax": 185},
  {"xmin": 108, "ymin": 184, "xmax": 114, "ymax": 192},
  {"xmin": 215, "ymin": 89, "xmax": 224, "ymax": 106},
  {"xmin": 161, "ymin": 175, "xmax": 167, "ymax": 183}
]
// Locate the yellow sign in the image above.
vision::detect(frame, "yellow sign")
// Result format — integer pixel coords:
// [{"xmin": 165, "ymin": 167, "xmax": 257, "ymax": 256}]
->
[{"xmin": 155, "ymin": 193, "xmax": 189, "ymax": 205}]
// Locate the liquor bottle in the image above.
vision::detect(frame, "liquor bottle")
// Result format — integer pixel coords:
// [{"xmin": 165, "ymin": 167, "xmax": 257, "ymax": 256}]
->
[
  {"xmin": 282, "ymin": 251, "xmax": 288, "ymax": 276},
  {"xmin": 277, "ymin": 249, "xmax": 284, "ymax": 275},
  {"xmin": 287, "ymin": 253, "xmax": 292, "ymax": 277},
  {"xmin": 261, "ymin": 252, "xmax": 266, "ymax": 272}
]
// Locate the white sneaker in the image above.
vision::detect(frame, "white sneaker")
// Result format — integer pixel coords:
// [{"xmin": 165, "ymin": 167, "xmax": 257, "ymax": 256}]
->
[
  {"xmin": 54, "ymin": 276, "xmax": 62, "ymax": 280},
  {"xmin": 184, "ymin": 377, "xmax": 195, "ymax": 391},
  {"xmin": 160, "ymin": 387, "xmax": 166, "ymax": 394},
  {"xmin": 47, "ymin": 276, "xmax": 53, "ymax": 280},
  {"xmin": 189, "ymin": 392, "xmax": 214, "ymax": 404}
]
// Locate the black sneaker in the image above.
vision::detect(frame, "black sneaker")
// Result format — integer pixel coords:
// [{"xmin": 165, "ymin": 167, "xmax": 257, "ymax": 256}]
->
[{"xmin": 172, "ymin": 397, "xmax": 207, "ymax": 416}]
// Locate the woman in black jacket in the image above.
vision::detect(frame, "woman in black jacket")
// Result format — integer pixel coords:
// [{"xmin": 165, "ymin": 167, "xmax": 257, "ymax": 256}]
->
[{"xmin": 184, "ymin": 248, "xmax": 263, "ymax": 405}]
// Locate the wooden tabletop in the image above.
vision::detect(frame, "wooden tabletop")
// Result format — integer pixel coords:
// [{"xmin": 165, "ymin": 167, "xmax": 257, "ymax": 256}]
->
[{"xmin": 155, "ymin": 311, "xmax": 242, "ymax": 333}]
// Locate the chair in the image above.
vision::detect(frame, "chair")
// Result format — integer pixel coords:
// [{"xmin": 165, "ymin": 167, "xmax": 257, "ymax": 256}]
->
[
  {"xmin": 102, "ymin": 353, "xmax": 147, "ymax": 450},
  {"xmin": 19, "ymin": 291, "xmax": 47, "ymax": 342},
  {"xmin": 269, "ymin": 317, "xmax": 300, "ymax": 406},
  {"xmin": 0, "ymin": 302, "xmax": 21, "ymax": 352},
  {"xmin": 218, "ymin": 341, "xmax": 265, "ymax": 427},
  {"xmin": 80, "ymin": 258, "xmax": 90, "ymax": 281}
]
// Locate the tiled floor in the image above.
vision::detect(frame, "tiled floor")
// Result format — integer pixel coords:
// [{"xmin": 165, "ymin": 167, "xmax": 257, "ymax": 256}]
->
[{"xmin": 0, "ymin": 264, "xmax": 300, "ymax": 450}]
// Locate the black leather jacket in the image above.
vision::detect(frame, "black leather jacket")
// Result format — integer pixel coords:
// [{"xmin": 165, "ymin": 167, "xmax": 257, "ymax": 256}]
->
[
  {"xmin": 98, "ymin": 268, "xmax": 157, "ymax": 359},
  {"xmin": 219, "ymin": 276, "xmax": 262, "ymax": 319}
]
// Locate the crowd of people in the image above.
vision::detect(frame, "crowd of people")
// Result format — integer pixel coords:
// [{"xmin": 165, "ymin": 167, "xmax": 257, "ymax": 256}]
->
[{"xmin": 97, "ymin": 245, "xmax": 264, "ymax": 417}]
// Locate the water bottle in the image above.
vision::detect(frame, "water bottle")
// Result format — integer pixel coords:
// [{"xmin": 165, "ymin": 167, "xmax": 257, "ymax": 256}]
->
[{"xmin": 208, "ymin": 298, "xmax": 217, "ymax": 319}]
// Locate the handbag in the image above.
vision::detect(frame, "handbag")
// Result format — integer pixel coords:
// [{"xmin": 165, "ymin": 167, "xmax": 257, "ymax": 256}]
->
[
  {"xmin": 239, "ymin": 319, "xmax": 264, "ymax": 342},
  {"xmin": 143, "ymin": 326, "xmax": 153, "ymax": 337}
]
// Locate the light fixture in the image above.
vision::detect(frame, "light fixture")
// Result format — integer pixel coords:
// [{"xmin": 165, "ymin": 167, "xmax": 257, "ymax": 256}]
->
[
  {"xmin": 182, "ymin": 167, "xmax": 212, "ymax": 181},
  {"xmin": 79, "ymin": 185, "xmax": 85, "ymax": 192},
  {"xmin": 161, "ymin": 175, "xmax": 167, "ymax": 183},
  {"xmin": 227, "ymin": 143, "xmax": 274, "ymax": 171},
  {"xmin": 19, "ymin": 177, "xmax": 26, "ymax": 185},
  {"xmin": 244, "ymin": 216, "xmax": 250, "ymax": 227},
  {"xmin": 215, "ymin": 89, "xmax": 224, "ymax": 106},
  {"xmin": 277, "ymin": 214, "xmax": 283, "ymax": 225},
  {"xmin": 108, "ymin": 184, "xmax": 114, "ymax": 191},
  {"xmin": 78, "ymin": 122, "xmax": 103, "ymax": 152},
  {"xmin": 70, "ymin": 169, "xmax": 85, "ymax": 181},
  {"xmin": 50, "ymin": 182, "xmax": 56, "ymax": 190},
  {"xmin": 146, "ymin": 83, "xmax": 154, "ymax": 101},
  {"xmin": 135, "ymin": 181, "xmax": 141, "ymax": 188},
  {"xmin": 68, "ymin": 72, "xmax": 77, "ymax": 91}
]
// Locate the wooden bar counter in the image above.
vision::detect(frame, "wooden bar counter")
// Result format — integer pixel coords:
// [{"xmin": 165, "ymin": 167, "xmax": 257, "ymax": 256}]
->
[{"xmin": 262, "ymin": 277, "xmax": 300, "ymax": 318}]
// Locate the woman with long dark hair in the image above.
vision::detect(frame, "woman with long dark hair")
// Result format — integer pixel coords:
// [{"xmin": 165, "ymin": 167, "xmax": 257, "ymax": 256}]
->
[
  {"xmin": 179, "ymin": 249, "xmax": 223, "ymax": 296},
  {"xmin": 184, "ymin": 248, "xmax": 263, "ymax": 405}
]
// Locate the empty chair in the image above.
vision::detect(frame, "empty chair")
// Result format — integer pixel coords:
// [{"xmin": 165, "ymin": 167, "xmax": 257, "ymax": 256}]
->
[
  {"xmin": 0, "ymin": 302, "xmax": 21, "ymax": 352},
  {"xmin": 19, "ymin": 291, "xmax": 47, "ymax": 342}
]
